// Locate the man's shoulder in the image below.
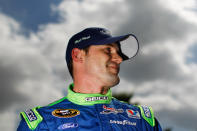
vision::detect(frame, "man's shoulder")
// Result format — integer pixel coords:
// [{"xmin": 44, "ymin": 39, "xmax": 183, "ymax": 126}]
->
[
  {"xmin": 17, "ymin": 97, "xmax": 69, "ymax": 130},
  {"xmin": 136, "ymin": 105, "xmax": 156, "ymax": 127},
  {"xmin": 46, "ymin": 96, "xmax": 68, "ymax": 107},
  {"xmin": 18, "ymin": 106, "xmax": 43, "ymax": 130},
  {"xmin": 29, "ymin": 96, "xmax": 69, "ymax": 113},
  {"xmin": 111, "ymin": 98, "xmax": 156, "ymax": 127},
  {"xmin": 111, "ymin": 97, "xmax": 136, "ymax": 108}
]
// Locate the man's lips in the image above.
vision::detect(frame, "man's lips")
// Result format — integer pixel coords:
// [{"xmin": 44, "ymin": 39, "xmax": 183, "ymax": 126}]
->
[
  {"xmin": 107, "ymin": 63, "xmax": 120, "ymax": 72},
  {"xmin": 109, "ymin": 65, "xmax": 119, "ymax": 69}
]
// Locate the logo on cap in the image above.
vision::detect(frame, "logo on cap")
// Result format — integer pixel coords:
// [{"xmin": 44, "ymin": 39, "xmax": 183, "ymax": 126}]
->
[
  {"xmin": 100, "ymin": 29, "xmax": 111, "ymax": 35},
  {"xmin": 74, "ymin": 35, "xmax": 91, "ymax": 44}
]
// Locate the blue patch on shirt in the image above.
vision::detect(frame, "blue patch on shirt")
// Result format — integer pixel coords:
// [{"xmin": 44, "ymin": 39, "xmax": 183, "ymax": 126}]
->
[{"xmin": 58, "ymin": 123, "xmax": 78, "ymax": 130}]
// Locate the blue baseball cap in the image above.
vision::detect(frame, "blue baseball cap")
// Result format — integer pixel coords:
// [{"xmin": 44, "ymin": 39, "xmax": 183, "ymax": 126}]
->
[{"xmin": 66, "ymin": 27, "xmax": 139, "ymax": 68}]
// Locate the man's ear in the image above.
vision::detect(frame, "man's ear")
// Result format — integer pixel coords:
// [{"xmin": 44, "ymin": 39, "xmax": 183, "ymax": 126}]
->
[{"xmin": 71, "ymin": 48, "xmax": 85, "ymax": 63}]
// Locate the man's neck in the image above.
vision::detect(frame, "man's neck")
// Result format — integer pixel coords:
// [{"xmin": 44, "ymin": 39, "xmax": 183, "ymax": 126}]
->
[{"xmin": 73, "ymin": 79, "xmax": 109, "ymax": 94}]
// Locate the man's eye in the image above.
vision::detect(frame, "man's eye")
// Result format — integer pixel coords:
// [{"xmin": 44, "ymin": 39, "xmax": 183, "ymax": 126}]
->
[{"xmin": 105, "ymin": 48, "xmax": 111, "ymax": 54}]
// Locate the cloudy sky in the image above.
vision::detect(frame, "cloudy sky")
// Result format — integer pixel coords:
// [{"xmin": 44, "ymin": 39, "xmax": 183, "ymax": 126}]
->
[{"xmin": 0, "ymin": 0, "xmax": 197, "ymax": 130}]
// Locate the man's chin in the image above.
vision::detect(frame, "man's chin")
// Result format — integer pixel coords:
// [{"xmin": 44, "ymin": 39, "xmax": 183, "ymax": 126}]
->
[
  {"xmin": 108, "ymin": 68, "xmax": 119, "ymax": 75},
  {"xmin": 107, "ymin": 75, "xmax": 120, "ymax": 88}
]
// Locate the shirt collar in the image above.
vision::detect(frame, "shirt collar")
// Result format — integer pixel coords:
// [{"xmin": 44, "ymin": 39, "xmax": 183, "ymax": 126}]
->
[{"xmin": 67, "ymin": 83, "xmax": 112, "ymax": 105}]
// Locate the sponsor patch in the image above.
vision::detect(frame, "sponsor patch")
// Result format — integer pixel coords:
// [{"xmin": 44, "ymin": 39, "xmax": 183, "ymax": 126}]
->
[
  {"xmin": 110, "ymin": 120, "xmax": 136, "ymax": 126},
  {"xmin": 100, "ymin": 105, "xmax": 124, "ymax": 114},
  {"xmin": 142, "ymin": 106, "xmax": 151, "ymax": 118},
  {"xmin": 85, "ymin": 96, "xmax": 108, "ymax": 102},
  {"xmin": 25, "ymin": 109, "xmax": 37, "ymax": 122},
  {"xmin": 58, "ymin": 123, "xmax": 78, "ymax": 130},
  {"xmin": 126, "ymin": 109, "xmax": 141, "ymax": 119},
  {"xmin": 52, "ymin": 109, "xmax": 80, "ymax": 118}
]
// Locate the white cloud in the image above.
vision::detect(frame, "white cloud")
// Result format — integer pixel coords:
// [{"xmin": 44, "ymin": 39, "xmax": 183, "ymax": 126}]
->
[
  {"xmin": 0, "ymin": 0, "xmax": 197, "ymax": 130},
  {"xmin": 0, "ymin": 107, "xmax": 18, "ymax": 131},
  {"xmin": 159, "ymin": 0, "xmax": 197, "ymax": 24},
  {"xmin": 52, "ymin": 0, "xmax": 130, "ymax": 33},
  {"xmin": 0, "ymin": 12, "xmax": 64, "ymax": 130}
]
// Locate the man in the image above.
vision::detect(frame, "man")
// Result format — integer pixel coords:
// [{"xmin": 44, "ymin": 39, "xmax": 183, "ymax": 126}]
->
[{"xmin": 17, "ymin": 27, "xmax": 162, "ymax": 130}]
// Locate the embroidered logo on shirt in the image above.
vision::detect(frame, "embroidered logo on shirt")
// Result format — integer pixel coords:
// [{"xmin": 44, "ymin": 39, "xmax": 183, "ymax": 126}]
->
[
  {"xmin": 85, "ymin": 96, "xmax": 108, "ymax": 102},
  {"xmin": 58, "ymin": 123, "xmax": 78, "ymax": 130},
  {"xmin": 126, "ymin": 109, "xmax": 141, "ymax": 119},
  {"xmin": 25, "ymin": 109, "xmax": 37, "ymax": 122},
  {"xmin": 110, "ymin": 120, "xmax": 136, "ymax": 126},
  {"xmin": 142, "ymin": 106, "xmax": 151, "ymax": 118},
  {"xmin": 100, "ymin": 105, "xmax": 124, "ymax": 114},
  {"xmin": 52, "ymin": 109, "xmax": 80, "ymax": 118}
]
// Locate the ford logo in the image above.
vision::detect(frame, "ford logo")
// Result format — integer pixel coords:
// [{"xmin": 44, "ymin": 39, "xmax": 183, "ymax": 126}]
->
[{"xmin": 58, "ymin": 123, "xmax": 78, "ymax": 130}]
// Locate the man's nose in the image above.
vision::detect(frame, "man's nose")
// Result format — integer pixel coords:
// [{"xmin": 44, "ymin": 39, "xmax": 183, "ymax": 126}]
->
[{"xmin": 112, "ymin": 53, "xmax": 123, "ymax": 64}]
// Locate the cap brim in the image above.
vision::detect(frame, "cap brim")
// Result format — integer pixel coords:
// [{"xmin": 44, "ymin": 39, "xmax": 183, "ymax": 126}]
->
[
  {"xmin": 94, "ymin": 34, "xmax": 131, "ymax": 45},
  {"xmin": 94, "ymin": 34, "xmax": 139, "ymax": 61}
]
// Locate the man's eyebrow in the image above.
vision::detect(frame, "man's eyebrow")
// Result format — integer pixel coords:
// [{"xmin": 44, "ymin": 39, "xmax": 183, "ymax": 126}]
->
[{"xmin": 106, "ymin": 44, "xmax": 119, "ymax": 51}]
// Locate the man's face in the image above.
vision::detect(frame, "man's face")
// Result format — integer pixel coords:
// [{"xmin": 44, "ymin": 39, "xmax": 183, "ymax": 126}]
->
[{"xmin": 84, "ymin": 43, "xmax": 123, "ymax": 87}]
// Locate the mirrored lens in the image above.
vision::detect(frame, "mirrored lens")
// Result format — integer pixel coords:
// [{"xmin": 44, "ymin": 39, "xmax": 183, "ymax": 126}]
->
[{"xmin": 119, "ymin": 35, "xmax": 139, "ymax": 60}]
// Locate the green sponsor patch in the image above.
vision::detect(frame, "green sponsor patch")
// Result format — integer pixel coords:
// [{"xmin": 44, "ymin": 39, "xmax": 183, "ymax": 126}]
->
[
  {"xmin": 137, "ymin": 105, "xmax": 155, "ymax": 127},
  {"xmin": 20, "ymin": 106, "xmax": 43, "ymax": 130}
]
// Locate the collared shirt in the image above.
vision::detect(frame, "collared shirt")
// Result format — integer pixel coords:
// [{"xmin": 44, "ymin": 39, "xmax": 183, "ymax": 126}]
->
[{"xmin": 17, "ymin": 83, "xmax": 162, "ymax": 131}]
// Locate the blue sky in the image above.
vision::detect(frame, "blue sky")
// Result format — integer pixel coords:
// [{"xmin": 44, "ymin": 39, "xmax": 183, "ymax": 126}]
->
[
  {"xmin": 187, "ymin": 43, "xmax": 197, "ymax": 63},
  {"xmin": 0, "ymin": 0, "xmax": 62, "ymax": 34},
  {"xmin": 0, "ymin": 0, "xmax": 197, "ymax": 131}
]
